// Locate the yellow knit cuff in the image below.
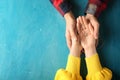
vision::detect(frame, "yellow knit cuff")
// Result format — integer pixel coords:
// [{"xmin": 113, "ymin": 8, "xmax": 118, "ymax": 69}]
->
[
  {"xmin": 54, "ymin": 69, "xmax": 83, "ymax": 80},
  {"xmin": 85, "ymin": 53, "xmax": 102, "ymax": 75},
  {"xmin": 66, "ymin": 54, "xmax": 80, "ymax": 74}
]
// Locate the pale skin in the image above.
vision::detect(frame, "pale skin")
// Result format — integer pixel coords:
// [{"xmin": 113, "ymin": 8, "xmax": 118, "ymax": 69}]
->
[
  {"xmin": 64, "ymin": 11, "xmax": 77, "ymax": 49},
  {"xmin": 86, "ymin": 13, "xmax": 99, "ymax": 39},
  {"xmin": 76, "ymin": 16, "xmax": 97, "ymax": 57},
  {"xmin": 64, "ymin": 11, "xmax": 99, "ymax": 50},
  {"xmin": 69, "ymin": 30, "xmax": 82, "ymax": 57},
  {"xmin": 69, "ymin": 16, "xmax": 97, "ymax": 58}
]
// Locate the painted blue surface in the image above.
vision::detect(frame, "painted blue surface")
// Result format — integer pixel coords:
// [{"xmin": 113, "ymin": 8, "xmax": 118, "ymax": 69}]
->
[{"xmin": 0, "ymin": 0, "xmax": 120, "ymax": 80}]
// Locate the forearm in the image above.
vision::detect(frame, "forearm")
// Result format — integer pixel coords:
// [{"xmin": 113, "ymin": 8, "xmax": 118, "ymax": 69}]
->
[
  {"xmin": 68, "ymin": 40, "xmax": 82, "ymax": 72},
  {"xmin": 66, "ymin": 54, "xmax": 81, "ymax": 74},
  {"xmin": 84, "ymin": 43, "xmax": 112, "ymax": 79},
  {"xmin": 64, "ymin": 11, "xmax": 75, "ymax": 22},
  {"xmin": 85, "ymin": 53, "xmax": 112, "ymax": 80},
  {"xmin": 85, "ymin": 53, "xmax": 102, "ymax": 77},
  {"xmin": 54, "ymin": 54, "xmax": 83, "ymax": 80},
  {"xmin": 70, "ymin": 49, "xmax": 81, "ymax": 57},
  {"xmin": 70, "ymin": 39, "xmax": 82, "ymax": 57},
  {"xmin": 84, "ymin": 46, "xmax": 97, "ymax": 58}
]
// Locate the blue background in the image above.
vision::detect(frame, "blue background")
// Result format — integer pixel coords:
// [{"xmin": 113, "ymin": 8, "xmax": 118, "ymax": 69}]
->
[{"xmin": 0, "ymin": 0, "xmax": 120, "ymax": 80}]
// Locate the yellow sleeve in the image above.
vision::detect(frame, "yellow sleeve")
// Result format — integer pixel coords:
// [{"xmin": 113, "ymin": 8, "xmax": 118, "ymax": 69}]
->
[
  {"xmin": 85, "ymin": 53, "xmax": 112, "ymax": 80},
  {"xmin": 54, "ymin": 54, "xmax": 82, "ymax": 80}
]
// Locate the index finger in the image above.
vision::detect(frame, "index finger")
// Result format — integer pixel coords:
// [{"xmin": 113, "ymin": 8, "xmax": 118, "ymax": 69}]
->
[{"xmin": 82, "ymin": 16, "xmax": 88, "ymax": 29}]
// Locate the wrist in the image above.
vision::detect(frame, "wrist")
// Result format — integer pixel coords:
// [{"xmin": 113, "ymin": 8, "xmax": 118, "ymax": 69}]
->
[
  {"xmin": 86, "ymin": 13, "xmax": 94, "ymax": 17},
  {"xmin": 70, "ymin": 42, "xmax": 82, "ymax": 57},
  {"xmin": 70, "ymin": 48, "xmax": 82, "ymax": 57},
  {"xmin": 64, "ymin": 11, "xmax": 75, "ymax": 22},
  {"xmin": 84, "ymin": 46, "xmax": 97, "ymax": 57}
]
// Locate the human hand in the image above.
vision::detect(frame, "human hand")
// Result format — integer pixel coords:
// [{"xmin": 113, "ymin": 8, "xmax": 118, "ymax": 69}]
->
[
  {"xmin": 64, "ymin": 11, "xmax": 77, "ymax": 49},
  {"xmin": 64, "ymin": 12, "xmax": 83, "ymax": 57},
  {"xmin": 77, "ymin": 16, "xmax": 97, "ymax": 57},
  {"xmin": 86, "ymin": 13, "xmax": 99, "ymax": 39}
]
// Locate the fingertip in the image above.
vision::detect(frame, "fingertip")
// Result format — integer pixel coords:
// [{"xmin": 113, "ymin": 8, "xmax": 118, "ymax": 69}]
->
[
  {"xmin": 77, "ymin": 18, "xmax": 79, "ymax": 23},
  {"xmin": 77, "ymin": 18, "xmax": 80, "ymax": 28},
  {"xmin": 79, "ymin": 16, "xmax": 81, "ymax": 20},
  {"xmin": 82, "ymin": 16, "xmax": 85, "ymax": 19},
  {"xmin": 77, "ymin": 17, "xmax": 79, "ymax": 20},
  {"xmin": 79, "ymin": 16, "xmax": 82, "ymax": 24}
]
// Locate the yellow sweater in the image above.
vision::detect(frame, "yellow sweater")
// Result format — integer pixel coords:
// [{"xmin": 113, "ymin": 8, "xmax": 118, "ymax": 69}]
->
[{"xmin": 54, "ymin": 53, "xmax": 112, "ymax": 80}]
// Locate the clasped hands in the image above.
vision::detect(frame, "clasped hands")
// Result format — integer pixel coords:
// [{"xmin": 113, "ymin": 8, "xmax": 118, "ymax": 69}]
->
[{"xmin": 67, "ymin": 16, "xmax": 97, "ymax": 57}]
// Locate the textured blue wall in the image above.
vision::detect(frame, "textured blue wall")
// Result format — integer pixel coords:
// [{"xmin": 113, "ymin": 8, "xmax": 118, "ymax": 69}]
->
[{"xmin": 0, "ymin": 0, "xmax": 120, "ymax": 80}]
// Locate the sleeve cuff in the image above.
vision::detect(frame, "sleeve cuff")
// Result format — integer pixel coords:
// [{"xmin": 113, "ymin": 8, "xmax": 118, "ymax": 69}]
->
[
  {"xmin": 50, "ymin": 0, "xmax": 72, "ymax": 16},
  {"xmin": 85, "ymin": 0, "xmax": 101, "ymax": 17},
  {"xmin": 85, "ymin": 4, "xmax": 97, "ymax": 16},
  {"xmin": 85, "ymin": 0, "xmax": 108, "ymax": 17},
  {"xmin": 88, "ymin": 0, "xmax": 102, "ymax": 6},
  {"xmin": 66, "ymin": 54, "xmax": 80, "ymax": 74},
  {"xmin": 85, "ymin": 53, "xmax": 102, "ymax": 76}
]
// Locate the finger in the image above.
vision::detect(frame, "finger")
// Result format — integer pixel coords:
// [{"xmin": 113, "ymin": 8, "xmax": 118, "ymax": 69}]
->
[
  {"xmin": 79, "ymin": 16, "xmax": 86, "ymax": 30},
  {"xmin": 88, "ymin": 23, "xmax": 94, "ymax": 35},
  {"xmin": 78, "ymin": 16, "xmax": 86, "ymax": 38},
  {"xmin": 77, "ymin": 18, "xmax": 81, "ymax": 34},
  {"xmin": 65, "ymin": 31, "xmax": 72, "ymax": 49},
  {"xmin": 94, "ymin": 23, "xmax": 99, "ymax": 39},
  {"xmin": 79, "ymin": 16, "xmax": 84, "ymax": 25},
  {"xmin": 82, "ymin": 16, "xmax": 88, "ymax": 29},
  {"xmin": 77, "ymin": 18, "xmax": 82, "ymax": 42},
  {"xmin": 78, "ymin": 16, "xmax": 83, "ymax": 31},
  {"xmin": 78, "ymin": 17, "xmax": 85, "ymax": 38},
  {"xmin": 89, "ymin": 20, "xmax": 99, "ymax": 39},
  {"xmin": 79, "ymin": 16, "xmax": 86, "ymax": 35}
]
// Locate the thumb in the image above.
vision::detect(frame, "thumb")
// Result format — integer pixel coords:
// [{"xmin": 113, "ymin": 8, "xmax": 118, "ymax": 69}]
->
[
  {"xmin": 94, "ymin": 24, "xmax": 99, "ymax": 39},
  {"xmin": 90, "ymin": 22, "xmax": 99, "ymax": 39}
]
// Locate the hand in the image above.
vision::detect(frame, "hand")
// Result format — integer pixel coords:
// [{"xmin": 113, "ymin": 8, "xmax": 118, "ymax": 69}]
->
[
  {"xmin": 77, "ymin": 16, "xmax": 96, "ymax": 57},
  {"xmin": 86, "ymin": 14, "xmax": 99, "ymax": 39},
  {"xmin": 64, "ymin": 11, "xmax": 77, "ymax": 49}
]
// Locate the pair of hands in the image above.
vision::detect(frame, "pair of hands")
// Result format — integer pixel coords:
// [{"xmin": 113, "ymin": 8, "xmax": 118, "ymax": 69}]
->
[{"xmin": 64, "ymin": 11, "xmax": 99, "ymax": 57}]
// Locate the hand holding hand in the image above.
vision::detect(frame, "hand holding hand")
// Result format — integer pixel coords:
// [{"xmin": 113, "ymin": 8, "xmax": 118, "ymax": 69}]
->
[{"xmin": 77, "ymin": 16, "xmax": 97, "ymax": 57}]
